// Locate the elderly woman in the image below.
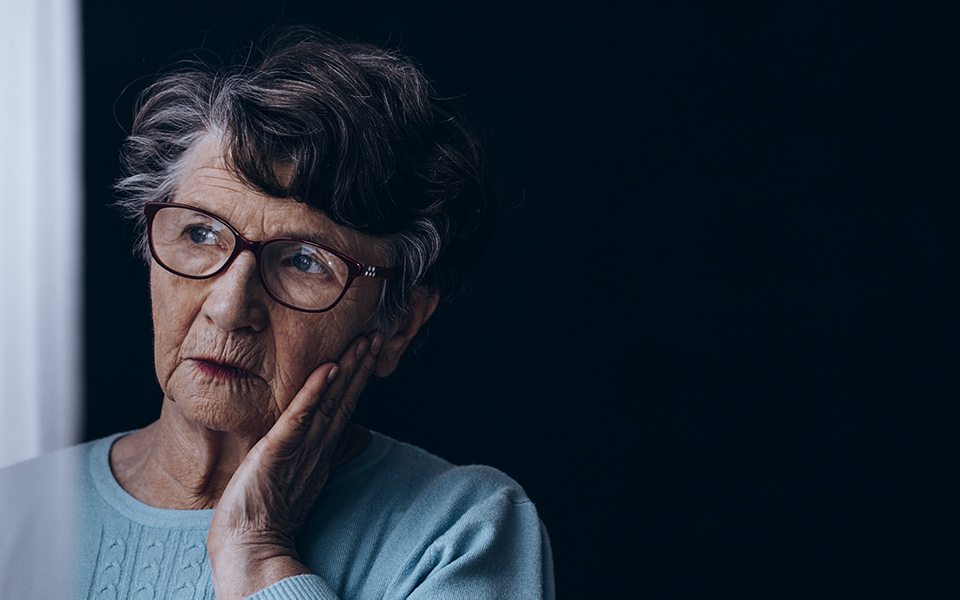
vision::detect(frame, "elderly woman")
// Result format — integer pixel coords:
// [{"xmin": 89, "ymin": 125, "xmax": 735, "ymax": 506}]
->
[{"xmin": 0, "ymin": 28, "xmax": 553, "ymax": 599}]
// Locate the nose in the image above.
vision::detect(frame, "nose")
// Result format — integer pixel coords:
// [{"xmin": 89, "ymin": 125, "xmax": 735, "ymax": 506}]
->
[{"xmin": 201, "ymin": 251, "xmax": 269, "ymax": 332}]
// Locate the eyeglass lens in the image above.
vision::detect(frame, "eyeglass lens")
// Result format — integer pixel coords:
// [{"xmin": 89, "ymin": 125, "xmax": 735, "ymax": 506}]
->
[{"xmin": 150, "ymin": 205, "xmax": 352, "ymax": 311}]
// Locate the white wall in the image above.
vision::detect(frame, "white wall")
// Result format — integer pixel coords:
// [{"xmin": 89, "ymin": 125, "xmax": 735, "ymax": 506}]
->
[{"xmin": 0, "ymin": 0, "xmax": 83, "ymax": 468}]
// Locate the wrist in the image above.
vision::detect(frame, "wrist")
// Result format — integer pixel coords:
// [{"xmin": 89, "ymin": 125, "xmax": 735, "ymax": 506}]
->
[{"xmin": 209, "ymin": 541, "xmax": 311, "ymax": 599}]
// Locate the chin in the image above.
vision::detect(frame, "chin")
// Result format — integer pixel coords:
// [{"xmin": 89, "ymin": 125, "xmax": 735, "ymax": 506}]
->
[{"xmin": 165, "ymin": 373, "xmax": 278, "ymax": 438}]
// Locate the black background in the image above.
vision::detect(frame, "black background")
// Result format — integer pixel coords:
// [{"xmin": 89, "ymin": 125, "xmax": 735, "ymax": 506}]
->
[{"xmin": 83, "ymin": 2, "xmax": 951, "ymax": 597}]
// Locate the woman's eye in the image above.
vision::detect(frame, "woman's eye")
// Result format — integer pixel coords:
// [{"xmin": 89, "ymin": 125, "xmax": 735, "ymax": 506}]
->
[
  {"xmin": 185, "ymin": 225, "xmax": 218, "ymax": 245},
  {"xmin": 287, "ymin": 253, "xmax": 327, "ymax": 274}
]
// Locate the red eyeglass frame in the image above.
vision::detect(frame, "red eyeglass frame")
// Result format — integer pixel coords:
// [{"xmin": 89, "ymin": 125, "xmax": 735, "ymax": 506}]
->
[{"xmin": 144, "ymin": 201, "xmax": 394, "ymax": 313}]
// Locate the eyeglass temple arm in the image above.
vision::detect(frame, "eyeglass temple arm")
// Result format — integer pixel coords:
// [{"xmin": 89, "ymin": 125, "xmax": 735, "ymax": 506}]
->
[{"xmin": 361, "ymin": 265, "xmax": 394, "ymax": 279}]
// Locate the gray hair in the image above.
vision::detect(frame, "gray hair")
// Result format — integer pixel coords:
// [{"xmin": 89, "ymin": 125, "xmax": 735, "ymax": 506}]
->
[{"xmin": 115, "ymin": 27, "xmax": 495, "ymax": 337}]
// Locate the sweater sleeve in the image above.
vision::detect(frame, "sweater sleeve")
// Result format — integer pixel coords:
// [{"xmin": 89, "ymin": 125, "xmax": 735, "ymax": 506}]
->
[
  {"xmin": 245, "ymin": 574, "xmax": 337, "ymax": 600},
  {"xmin": 388, "ymin": 480, "xmax": 555, "ymax": 600}
]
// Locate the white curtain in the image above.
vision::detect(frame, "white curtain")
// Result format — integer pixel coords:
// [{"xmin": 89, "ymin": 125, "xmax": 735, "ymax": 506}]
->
[{"xmin": 0, "ymin": 0, "xmax": 82, "ymax": 468}]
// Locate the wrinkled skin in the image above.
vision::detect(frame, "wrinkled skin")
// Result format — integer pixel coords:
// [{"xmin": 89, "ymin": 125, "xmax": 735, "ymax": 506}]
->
[{"xmin": 109, "ymin": 135, "xmax": 437, "ymax": 598}]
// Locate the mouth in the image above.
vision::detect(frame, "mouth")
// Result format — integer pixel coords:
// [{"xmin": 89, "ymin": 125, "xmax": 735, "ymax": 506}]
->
[{"xmin": 191, "ymin": 358, "xmax": 256, "ymax": 381}]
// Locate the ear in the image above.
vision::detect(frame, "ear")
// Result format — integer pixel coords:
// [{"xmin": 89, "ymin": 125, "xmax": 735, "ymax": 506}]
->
[{"xmin": 375, "ymin": 291, "xmax": 440, "ymax": 378}]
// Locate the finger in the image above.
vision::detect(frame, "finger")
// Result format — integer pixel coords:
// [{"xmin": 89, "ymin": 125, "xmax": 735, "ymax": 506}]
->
[
  {"xmin": 309, "ymin": 333, "xmax": 380, "ymax": 439},
  {"xmin": 261, "ymin": 362, "xmax": 337, "ymax": 457},
  {"xmin": 261, "ymin": 334, "xmax": 369, "ymax": 462},
  {"xmin": 313, "ymin": 335, "xmax": 369, "ymax": 420},
  {"xmin": 331, "ymin": 332, "xmax": 380, "ymax": 422}
]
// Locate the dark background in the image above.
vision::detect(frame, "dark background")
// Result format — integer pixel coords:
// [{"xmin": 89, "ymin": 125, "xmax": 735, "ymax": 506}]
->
[{"xmin": 83, "ymin": 2, "xmax": 951, "ymax": 597}]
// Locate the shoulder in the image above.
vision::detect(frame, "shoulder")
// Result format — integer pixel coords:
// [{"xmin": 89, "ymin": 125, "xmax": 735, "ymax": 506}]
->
[
  {"xmin": 0, "ymin": 438, "xmax": 113, "ymax": 598},
  {"xmin": 0, "ymin": 434, "xmax": 125, "ymax": 520},
  {"xmin": 0, "ymin": 440, "xmax": 89, "ymax": 489},
  {"xmin": 339, "ymin": 431, "xmax": 534, "ymax": 508},
  {"xmin": 318, "ymin": 431, "xmax": 544, "ymax": 552}
]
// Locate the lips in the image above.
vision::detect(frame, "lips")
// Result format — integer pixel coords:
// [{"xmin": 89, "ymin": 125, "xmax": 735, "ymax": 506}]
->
[{"xmin": 191, "ymin": 358, "xmax": 256, "ymax": 381}]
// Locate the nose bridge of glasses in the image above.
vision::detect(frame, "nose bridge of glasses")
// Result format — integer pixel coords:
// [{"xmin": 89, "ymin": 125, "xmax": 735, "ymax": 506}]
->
[
  {"xmin": 223, "ymin": 232, "xmax": 268, "ymax": 282},
  {"xmin": 226, "ymin": 221, "xmax": 260, "ymax": 252}
]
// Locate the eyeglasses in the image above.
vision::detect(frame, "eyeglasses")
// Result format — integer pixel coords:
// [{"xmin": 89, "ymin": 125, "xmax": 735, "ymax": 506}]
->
[{"xmin": 144, "ymin": 202, "xmax": 393, "ymax": 313}]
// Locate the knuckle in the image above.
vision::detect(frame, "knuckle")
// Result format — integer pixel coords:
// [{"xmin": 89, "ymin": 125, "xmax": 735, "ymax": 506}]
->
[
  {"xmin": 317, "ymin": 398, "xmax": 340, "ymax": 419},
  {"xmin": 289, "ymin": 408, "xmax": 314, "ymax": 431},
  {"xmin": 337, "ymin": 393, "xmax": 360, "ymax": 420}
]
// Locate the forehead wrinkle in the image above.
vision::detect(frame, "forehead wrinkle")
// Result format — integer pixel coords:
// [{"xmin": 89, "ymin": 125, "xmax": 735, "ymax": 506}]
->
[
  {"xmin": 199, "ymin": 181, "xmax": 250, "ymax": 196},
  {"xmin": 176, "ymin": 169, "xmax": 247, "ymax": 205},
  {"xmin": 190, "ymin": 169, "xmax": 248, "ymax": 191}
]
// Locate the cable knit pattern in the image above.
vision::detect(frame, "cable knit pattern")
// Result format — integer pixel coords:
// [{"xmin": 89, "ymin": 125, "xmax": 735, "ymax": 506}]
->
[
  {"xmin": 86, "ymin": 525, "xmax": 212, "ymax": 600},
  {"xmin": 0, "ymin": 430, "xmax": 554, "ymax": 599},
  {"xmin": 90, "ymin": 526, "xmax": 126, "ymax": 600}
]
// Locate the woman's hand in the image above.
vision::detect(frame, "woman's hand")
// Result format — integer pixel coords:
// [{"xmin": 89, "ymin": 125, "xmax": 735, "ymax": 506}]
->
[{"xmin": 207, "ymin": 333, "xmax": 382, "ymax": 600}]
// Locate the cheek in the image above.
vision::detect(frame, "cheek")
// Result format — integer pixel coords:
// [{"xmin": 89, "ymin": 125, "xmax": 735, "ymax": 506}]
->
[
  {"xmin": 270, "ymin": 309, "xmax": 369, "ymax": 398},
  {"xmin": 151, "ymin": 268, "xmax": 201, "ymax": 378}
]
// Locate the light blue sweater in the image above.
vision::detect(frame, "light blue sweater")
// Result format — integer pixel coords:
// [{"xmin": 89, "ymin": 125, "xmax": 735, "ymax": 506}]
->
[{"xmin": 0, "ymin": 431, "xmax": 554, "ymax": 599}]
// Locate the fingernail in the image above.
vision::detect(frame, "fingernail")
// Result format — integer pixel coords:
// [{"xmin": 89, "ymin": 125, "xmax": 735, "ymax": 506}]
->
[
  {"xmin": 370, "ymin": 334, "xmax": 383, "ymax": 356},
  {"xmin": 327, "ymin": 366, "xmax": 339, "ymax": 382},
  {"xmin": 355, "ymin": 340, "xmax": 369, "ymax": 359}
]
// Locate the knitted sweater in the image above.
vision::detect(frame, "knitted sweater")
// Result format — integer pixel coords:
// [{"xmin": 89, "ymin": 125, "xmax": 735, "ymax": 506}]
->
[{"xmin": 0, "ymin": 431, "xmax": 554, "ymax": 599}]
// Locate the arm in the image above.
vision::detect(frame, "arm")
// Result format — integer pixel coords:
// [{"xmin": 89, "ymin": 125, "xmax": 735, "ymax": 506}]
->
[{"xmin": 400, "ymin": 488, "xmax": 555, "ymax": 600}]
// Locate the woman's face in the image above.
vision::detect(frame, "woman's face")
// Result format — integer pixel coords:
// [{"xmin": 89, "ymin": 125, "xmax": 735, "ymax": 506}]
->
[{"xmin": 150, "ymin": 135, "xmax": 386, "ymax": 438}]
